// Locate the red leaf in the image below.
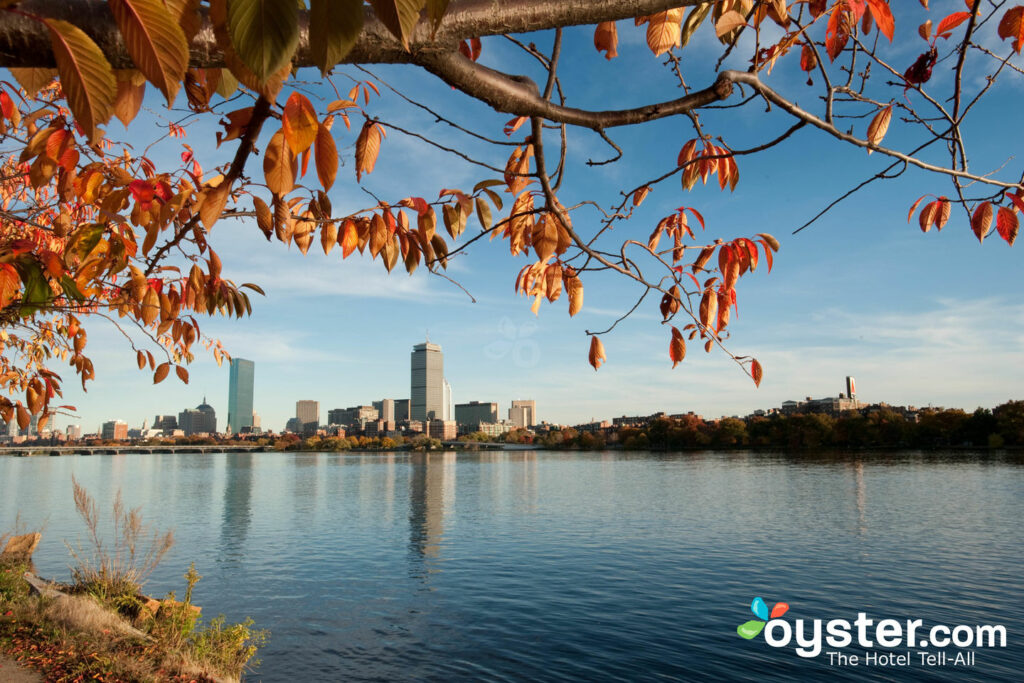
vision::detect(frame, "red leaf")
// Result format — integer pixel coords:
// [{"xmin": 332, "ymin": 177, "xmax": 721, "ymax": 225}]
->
[
  {"xmin": 865, "ymin": 0, "xmax": 895, "ymax": 41},
  {"xmin": 751, "ymin": 359, "xmax": 763, "ymax": 387},
  {"xmin": 1005, "ymin": 190, "xmax": 1024, "ymax": 214},
  {"xmin": 996, "ymin": 206, "xmax": 1019, "ymax": 246},
  {"xmin": 997, "ymin": 6, "xmax": 1024, "ymax": 53},
  {"xmin": 936, "ymin": 11, "xmax": 971, "ymax": 39}
]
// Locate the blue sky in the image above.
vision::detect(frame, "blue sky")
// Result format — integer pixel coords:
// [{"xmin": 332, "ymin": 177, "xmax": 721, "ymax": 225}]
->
[{"xmin": 32, "ymin": 5, "xmax": 1024, "ymax": 433}]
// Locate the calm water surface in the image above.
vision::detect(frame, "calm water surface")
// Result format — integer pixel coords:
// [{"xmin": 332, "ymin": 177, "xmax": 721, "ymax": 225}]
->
[{"xmin": 2, "ymin": 450, "xmax": 1022, "ymax": 681}]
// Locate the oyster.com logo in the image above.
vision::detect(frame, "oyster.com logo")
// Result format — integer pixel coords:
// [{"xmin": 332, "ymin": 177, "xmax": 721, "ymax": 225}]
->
[
  {"xmin": 734, "ymin": 596, "xmax": 1006, "ymax": 667},
  {"xmin": 737, "ymin": 597, "xmax": 789, "ymax": 640}
]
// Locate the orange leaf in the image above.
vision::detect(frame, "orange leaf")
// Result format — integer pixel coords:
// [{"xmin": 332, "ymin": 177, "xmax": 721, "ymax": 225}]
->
[
  {"xmin": 669, "ymin": 326, "xmax": 686, "ymax": 368},
  {"xmin": 314, "ymin": 122, "xmax": 338, "ymax": 191},
  {"xmin": 919, "ymin": 200, "xmax": 938, "ymax": 233},
  {"xmin": 934, "ymin": 197, "xmax": 951, "ymax": 230},
  {"xmin": 971, "ymin": 202, "xmax": 993, "ymax": 243},
  {"xmin": 588, "ymin": 336, "xmax": 606, "ymax": 370},
  {"xmin": 263, "ymin": 129, "xmax": 296, "ymax": 195},
  {"xmin": 865, "ymin": 104, "xmax": 892, "ymax": 152},
  {"xmin": 175, "ymin": 365, "xmax": 189, "ymax": 383},
  {"xmin": 594, "ymin": 21, "xmax": 618, "ymax": 59},
  {"xmin": 918, "ymin": 19, "xmax": 932, "ymax": 41},
  {"xmin": 108, "ymin": 0, "xmax": 189, "ymax": 104},
  {"xmin": 0, "ymin": 263, "xmax": 19, "ymax": 309},
  {"xmin": 355, "ymin": 120, "xmax": 384, "ymax": 181},
  {"xmin": 282, "ymin": 92, "xmax": 318, "ymax": 155},
  {"xmin": 936, "ymin": 11, "xmax": 971, "ymax": 39},
  {"xmin": 153, "ymin": 362, "xmax": 170, "ymax": 384},
  {"xmin": 340, "ymin": 218, "xmax": 359, "ymax": 258},
  {"xmin": 647, "ymin": 9, "xmax": 683, "ymax": 56},
  {"xmin": 751, "ymin": 359, "xmax": 764, "ymax": 387},
  {"xmin": 44, "ymin": 19, "xmax": 116, "ymax": 143},
  {"xmin": 864, "ymin": 0, "xmax": 894, "ymax": 41}
]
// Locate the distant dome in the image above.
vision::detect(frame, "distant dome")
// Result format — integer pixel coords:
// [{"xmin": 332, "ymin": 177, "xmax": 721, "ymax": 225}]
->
[{"xmin": 196, "ymin": 397, "xmax": 215, "ymax": 414}]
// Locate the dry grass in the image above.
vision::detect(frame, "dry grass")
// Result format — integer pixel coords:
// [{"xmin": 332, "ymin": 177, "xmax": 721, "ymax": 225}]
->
[{"xmin": 66, "ymin": 476, "xmax": 174, "ymax": 600}]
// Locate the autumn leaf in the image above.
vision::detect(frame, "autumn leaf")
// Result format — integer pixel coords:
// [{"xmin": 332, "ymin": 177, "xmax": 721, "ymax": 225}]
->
[
  {"xmin": 199, "ymin": 181, "xmax": 231, "ymax": 230},
  {"xmin": 594, "ymin": 21, "xmax": 618, "ymax": 59},
  {"xmin": 997, "ymin": 6, "xmax": 1024, "ymax": 53},
  {"xmin": 309, "ymin": 0, "xmax": 364, "ymax": 75},
  {"xmin": 368, "ymin": 0, "xmax": 426, "ymax": 49},
  {"xmin": 153, "ymin": 362, "xmax": 170, "ymax": 384},
  {"xmin": 715, "ymin": 10, "xmax": 746, "ymax": 38},
  {"xmin": 751, "ymin": 359, "xmax": 764, "ymax": 387},
  {"xmin": 264, "ymin": 129, "xmax": 296, "ymax": 195},
  {"xmin": 936, "ymin": 11, "xmax": 972, "ymax": 40},
  {"xmin": 44, "ymin": 19, "xmax": 116, "ymax": 143},
  {"xmin": 9, "ymin": 68, "xmax": 56, "ymax": 98},
  {"xmin": 971, "ymin": 201, "xmax": 993, "ymax": 243},
  {"xmin": 114, "ymin": 70, "xmax": 146, "ymax": 126},
  {"xmin": 918, "ymin": 19, "xmax": 932, "ymax": 41},
  {"xmin": 866, "ymin": 104, "xmax": 892, "ymax": 152},
  {"xmin": 864, "ymin": 0, "xmax": 895, "ymax": 42},
  {"xmin": 282, "ymin": 92, "xmax": 318, "ymax": 155},
  {"xmin": 254, "ymin": 196, "xmax": 273, "ymax": 239},
  {"xmin": 314, "ymin": 123, "xmax": 338, "ymax": 191},
  {"xmin": 565, "ymin": 270, "xmax": 583, "ymax": 317},
  {"xmin": 226, "ymin": 0, "xmax": 299, "ymax": 83},
  {"xmin": 588, "ymin": 335, "xmax": 606, "ymax": 370},
  {"xmin": 355, "ymin": 120, "xmax": 384, "ymax": 181},
  {"xmin": 0, "ymin": 263, "xmax": 19, "ymax": 309},
  {"xmin": 646, "ymin": 9, "xmax": 684, "ymax": 56},
  {"xmin": 699, "ymin": 289, "xmax": 718, "ymax": 332},
  {"xmin": 175, "ymin": 365, "xmax": 189, "ymax": 383},
  {"xmin": 633, "ymin": 186, "xmax": 651, "ymax": 206},
  {"xmin": 108, "ymin": 0, "xmax": 189, "ymax": 104},
  {"xmin": 669, "ymin": 326, "xmax": 686, "ymax": 368},
  {"xmin": 426, "ymin": 0, "xmax": 449, "ymax": 34},
  {"xmin": 996, "ymin": 206, "xmax": 1019, "ymax": 245}
]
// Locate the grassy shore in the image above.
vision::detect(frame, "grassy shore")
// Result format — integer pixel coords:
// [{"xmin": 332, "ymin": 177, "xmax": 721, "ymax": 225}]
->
[{"xmin": 0, "ymin": 481, "xmax": 266, "ymax": 682}]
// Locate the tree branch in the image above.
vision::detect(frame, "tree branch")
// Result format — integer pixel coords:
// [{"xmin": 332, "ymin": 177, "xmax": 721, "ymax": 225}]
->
[{"xmin": 0, "ymin": 0, "xmax": 701, "ymax": 68}]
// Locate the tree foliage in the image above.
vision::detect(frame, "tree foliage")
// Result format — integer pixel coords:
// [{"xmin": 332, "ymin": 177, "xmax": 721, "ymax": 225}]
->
[{"xmin": 0, "ymin": 0, "xmax": 1018, "ymax": 427}]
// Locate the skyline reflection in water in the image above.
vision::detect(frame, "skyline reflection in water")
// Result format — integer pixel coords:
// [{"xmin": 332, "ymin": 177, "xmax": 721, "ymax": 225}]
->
[{"xmin": 1, "ymin": 450, "xmax": 1021, "ymax": 682}]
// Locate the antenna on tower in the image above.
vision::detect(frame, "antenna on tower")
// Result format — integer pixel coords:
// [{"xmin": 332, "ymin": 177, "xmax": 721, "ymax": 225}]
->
[{"xmin": 426, "ymin": 329, "xmax": 430, "ymax": 342}]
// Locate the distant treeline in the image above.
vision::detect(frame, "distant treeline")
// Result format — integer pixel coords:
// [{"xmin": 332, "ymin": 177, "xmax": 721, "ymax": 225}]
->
[{"xmin": 535, "ymin": 401, "xmax": 1024, "ymax": 451}]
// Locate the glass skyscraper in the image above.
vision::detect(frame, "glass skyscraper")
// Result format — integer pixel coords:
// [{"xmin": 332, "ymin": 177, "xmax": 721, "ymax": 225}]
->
[
  {"xmin": 411, "ymin": 341, "xmax": 444, "ymax": 421},
  {"xmin": 227, "ymin": 358, "xmax": 255, "ymax": 434}
]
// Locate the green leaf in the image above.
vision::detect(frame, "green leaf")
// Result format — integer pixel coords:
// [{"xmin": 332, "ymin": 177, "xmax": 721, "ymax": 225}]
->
[
  {"xmin": 215, "ymin": 68, "xmax": 239, "ymax": 99},
  {"xmin": 737, "ymin": 620, "xmax": 766, "ymax": 640},
  {"xmin": 14, "ymin": 258, "xmax": 52, "ymax": 317},
  {"xmin": 309, "ymin": 0, "xmax": 364, "ymax": 75},
  {"xmin": 60, "ymin": 276, "xmax": 85, "ymax": 302},
  {"xmin": 227, "ymin": 0, "xmax": 299, "ymax": 83},
  {"xmin": 368, "ymin": 0, "xmax": 427, "ymax": 49},
  {"xmin": 43, "ymin": 19, "xmax": 116, "ymax": 143},
  {"xmin": 109, "ymin": 0, "xmax": 189, "ymax": 104}
]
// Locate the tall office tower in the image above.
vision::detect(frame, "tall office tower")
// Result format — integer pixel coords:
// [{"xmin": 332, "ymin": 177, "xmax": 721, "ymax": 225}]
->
[
  {"xmin": 296, "ymin": 400, "xmax": 319, "ymax": 427},
  {"xmin": 373, "ymin": 399, "xmax": 395, "ymax": 422},
  {"xmin": 227, "ymin": 358, "xmax": 255, "ymax": 434},
  {"xmin": 411, "ymin": 341, "xmax": 444, "ymax": 421},
  {"xmin": 846, "ymin": 376, "xmax": 857, "ymax": 399},
  {"xmin": 442, "ymin": 379, "xmax": 452, "ymax": 420},
  {"xmin": 509, "ymin": 399, "xmax": 537, "ymax": 428}
]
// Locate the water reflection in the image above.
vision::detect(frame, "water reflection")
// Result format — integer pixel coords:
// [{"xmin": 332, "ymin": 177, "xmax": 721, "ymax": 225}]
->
[
  {"xmin": 407, "ymin": 452, "xmax": 456, "ymax": 574},
  {"xmin": 220, "ymin": 452, "xmax": 253, "ymax": 564}
]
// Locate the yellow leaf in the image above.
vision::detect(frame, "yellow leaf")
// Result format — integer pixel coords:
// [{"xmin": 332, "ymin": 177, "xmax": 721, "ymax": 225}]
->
[
  {"xmin": 264, "ymin": 129, "xmax": 297, "ymax": 195},
  {"xmin": 866, "ymin": 104, "xmax": 892, "ymax": 153},
  {"xmin": 44, "ymin": 19, "xmax": 116, "ymax": 143},
  {"xmin": 109, "ymin": 0, "xmax": 189, "ymax": 104},
  {"xmin": 646, "ymin": 9, "xmax": 684, "ymax": 56},
  {"xmin": 282, "ymin": 92, "xmax": 318, "ymax": 155},
  {"xmin": 368, "ymin": 0, "xmax": 425, "ymax": 49}
]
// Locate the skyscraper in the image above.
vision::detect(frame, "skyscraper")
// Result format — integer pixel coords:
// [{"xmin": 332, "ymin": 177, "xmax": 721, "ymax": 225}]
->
[
  {"xmin": 442, "ymin": 379, "xmax": 452, "ymax": 420},
  {"xmin": 411, "ymin": 341, "xmax": 444, "ymax": 421},
  {"xmin": 296, "ymin": 400, "xmax": 319, "ymax": 428},
  {"xmin": 227, "ymin": 358, "xmax": 255, "ymax": 434}
]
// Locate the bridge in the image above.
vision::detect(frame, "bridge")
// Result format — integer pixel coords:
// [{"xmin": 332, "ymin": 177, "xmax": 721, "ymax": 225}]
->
[
  {"xmin": 0, "ymin": 444, "xmax": 270, "ymax": 457},
  {"xmin": 440, "ymin": 441, "xmax": 540, "ymax": 450}
]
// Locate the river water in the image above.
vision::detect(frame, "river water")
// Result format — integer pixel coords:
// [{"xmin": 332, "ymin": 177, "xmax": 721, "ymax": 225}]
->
[{"xmin": 1, "ymin": 450, "xmax": 1021, "ymax": 681}]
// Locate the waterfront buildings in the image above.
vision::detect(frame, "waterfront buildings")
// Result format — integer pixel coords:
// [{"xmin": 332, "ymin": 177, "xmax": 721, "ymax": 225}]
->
[
  {"xmin": 455, "ymin": 401, "xmax": 498, "ymax": 426},
  {"xmin": 227, "ymin": 358, "xmax": 255, "ymax": 434},
  {"xmin": 427, "ymin": 419, "xmax": 457, "ymax": 440},
  {"xmin": 373, "ymin": 399, "xmax": 395, "ymax": 422},
  {"xmin": 101, "ymin": 420, "xmax": 127, "ymax": 440},
  {"xmin": 179, "ymin": 398, "xmax": 217, "ymax": 435},
  {"xmin": 411, "ymin": 341, "xmax": 444, "ymax": 421},
  {"xmin": 395, "ymin": 399, "xmax": 410, "ymax": 421},
  {"xmin": 509, "ymin": 399, "xmax": 537, "ymax": 428}
]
